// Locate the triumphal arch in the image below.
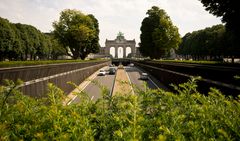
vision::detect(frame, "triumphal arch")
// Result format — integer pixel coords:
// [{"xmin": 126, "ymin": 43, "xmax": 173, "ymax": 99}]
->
[{"xmin": 103, "ymin": 32, "xmax": 136, "ymax": 58}]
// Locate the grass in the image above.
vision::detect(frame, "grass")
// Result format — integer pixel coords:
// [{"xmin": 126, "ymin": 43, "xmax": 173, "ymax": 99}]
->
[
  {"xmin": 0, "ymin": 59, "xmax": 106, "ymax": 68},
  {"xmin": 155, "ymin": 59, "xmax": 222, "ymax": 65}
]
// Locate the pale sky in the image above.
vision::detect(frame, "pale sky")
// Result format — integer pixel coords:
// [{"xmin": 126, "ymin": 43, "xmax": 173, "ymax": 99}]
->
[{"xmin": 0, "ymin": 0, "xmax": 222, "ymax": 46}]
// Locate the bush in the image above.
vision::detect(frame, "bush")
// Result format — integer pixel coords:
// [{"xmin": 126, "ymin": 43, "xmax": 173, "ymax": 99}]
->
[{"xmin": 0, "ymin": 78, "xmax": 239, "ymax": 140}]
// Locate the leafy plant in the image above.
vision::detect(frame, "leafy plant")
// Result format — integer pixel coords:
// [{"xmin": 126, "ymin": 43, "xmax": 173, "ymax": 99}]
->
[
  {"xmin": 0, "ymin": 78, "xmax": 239, "ymax": 140},
  {"xmin": 234, "ymin": 75, "xmax": 240, "ymax": 80}
]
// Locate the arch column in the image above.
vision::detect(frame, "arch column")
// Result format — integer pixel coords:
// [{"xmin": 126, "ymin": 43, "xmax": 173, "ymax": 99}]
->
[
  {"xmin": 131, "ymin": 46, "xmax": 135, "ymax": 57},
  {"xmin": 123, "ymin": 47, "xmax": 126, "ymax": 58},
  {"xmin": 115, "ymin": 47, "xmax": 118, "ymax": 58}
]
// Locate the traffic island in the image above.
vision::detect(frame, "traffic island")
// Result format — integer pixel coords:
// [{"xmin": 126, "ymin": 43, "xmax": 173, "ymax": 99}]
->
[{"xmin": 112, "ymin": 65, "xmax": 133, "ymax": 95}]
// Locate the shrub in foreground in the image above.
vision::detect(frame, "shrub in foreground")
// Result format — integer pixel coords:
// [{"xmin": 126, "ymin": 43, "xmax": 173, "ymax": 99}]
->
[{"xmin": 0, "ymin": 78, "xmax": 239, "ymax": 140}]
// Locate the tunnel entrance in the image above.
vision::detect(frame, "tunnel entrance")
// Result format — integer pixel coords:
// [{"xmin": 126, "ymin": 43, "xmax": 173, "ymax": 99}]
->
[{"xmin": 111, "ymin": 59, "xmax": 131, "ymax": 66}]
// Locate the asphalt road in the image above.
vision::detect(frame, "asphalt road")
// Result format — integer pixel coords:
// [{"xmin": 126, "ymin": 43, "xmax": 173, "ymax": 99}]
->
[
  {"xmin": 70, "ymin": 67, "xmax": 116, "ymax": 104},
  {"xmin": 70, "ymin": 66, "xmax": 168, "ymax": 104},
  {"xmin": 125, "ymin": 66, "xmax": 168, "ymax": 92}
]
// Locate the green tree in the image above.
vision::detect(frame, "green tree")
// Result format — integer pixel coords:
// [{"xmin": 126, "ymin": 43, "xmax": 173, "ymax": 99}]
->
[
  {"xmin": 0, "ymin": 17, "xmax": 15, "ymax": 61},
  {"xmin": 177, "ymin": 24, "xmax": 226, "ymax": 60},
  {"xmin": 53, "ymin": 9, "xmax": 100, "ymax": 60},
  {"xmin": 177, "ymin": 33, "xmax": 191, "ymax": 59},
  {"xmin": 37, "ymin": 33, "xmax": 49, "ymax": 60},
  {"xmin": 139, "ymin": 6, "xmax": 181, "ymax": 59},
  {"xmin": 199, "ymin": 0, "xmax": 240, "ymax": 60},
  {"xmin": 87, "ymin": 14, "xmax": 100, "ymax": 54},
  {"xmin": 9, "ymin": 24, "xmax": 24, "ymax": 60},
  {"xmin": 25, "ymin": 25, "xmax": 40, "ymax": 60},
  {"xmin": 1, "ymin": 17, "xmax": 62, "ymax": 61},
  {"xmin": 199, "ymin": 0, "xmax": 239, "ymax": 34},
  {"xmin": 15, "ymin": 24, "xmax": 39, "ymax": 60},
  {"xmin": 15, "ymin": 23, "xmax": 31, "ymax": 60},
  {"xmin": 45, "ymin": 33, "xmax": 66, "ymax": 60}
]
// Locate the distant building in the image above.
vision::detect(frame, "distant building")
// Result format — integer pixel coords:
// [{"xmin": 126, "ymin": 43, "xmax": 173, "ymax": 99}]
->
[{"xmin": 99, "ymin": 32, "xmax": 141, "ymax": 58}]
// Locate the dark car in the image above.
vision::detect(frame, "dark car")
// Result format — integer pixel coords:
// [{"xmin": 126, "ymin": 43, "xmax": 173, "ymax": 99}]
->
[{"xmin": 108, "ymin": 67, "xmax": 116, "ymax": 75}]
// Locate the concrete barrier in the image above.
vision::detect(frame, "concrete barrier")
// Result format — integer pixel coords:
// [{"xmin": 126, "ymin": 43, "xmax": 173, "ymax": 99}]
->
[
  {"xmin": 0, "ymin": 60, "xmax": 110, "ymax": 98},
  {"xmin": 134, "ymin": 61, "xmax": 240, "ymax": 97},
  {"xmin": 0, "ymin": 61, "xmax": 108, "ymax": 83}
]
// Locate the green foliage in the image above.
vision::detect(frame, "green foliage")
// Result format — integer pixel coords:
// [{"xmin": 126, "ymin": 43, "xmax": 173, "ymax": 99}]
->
[
  {"xmin": 234, "ymin": 75, "xmax": 240, "ymax": 80},
  {"xmin": 0, "ymin": 78, "xmax": 239, "ymax": 140},
  {"xmin": 53, "ymin": 9, "xmax": 100, "ymax": 60},
  {"xmin": 177, "ymin": 24, "xmax": 229, "ymax": 60},
  {"xmin": 45, "ymin": 33, "xmax": 67, "ymax": 60},
  {"xmin": 199, "ymin": 0, "xmax": 239, "ymax": 33},
  {"xmin": 0, "ymin": 16, "xmax": 69, "ymax": 61},
  {"xmin": 158, "ymin": 59, "xmax": 222, "ymax": 64},
  {"xmin": 0, "ymin": 17, "xmax": 15, "ymax": 61},
  {"xmin": 199, "ymin": 0, "xmax": 240, "ymax": 58},
  {"xmin": 140, "ymin": 6, "xmax": 181, "ymax": 59}
]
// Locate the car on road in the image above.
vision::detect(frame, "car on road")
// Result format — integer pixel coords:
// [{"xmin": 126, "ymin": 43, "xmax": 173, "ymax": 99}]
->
[
  {"xmin": 108, "ymin": 67, "xmax": 116, "ymax": 75},
  {"xmin": 140, "ymin": 73, "xmax": 148, "ymax": 80},
  {"xmin": 129, "ymin": 63, "xmax": 134, "ymax": 67},
  {"xmin": 98, "ymin": 69, "xmax": 106, "ymax": 76}
]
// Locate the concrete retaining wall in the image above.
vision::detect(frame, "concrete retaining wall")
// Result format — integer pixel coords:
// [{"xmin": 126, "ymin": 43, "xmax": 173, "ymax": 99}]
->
[
  {"xmin": 0, "ymin": 61, "xmax": 108, "ymax": 83},
  {"xmin": 0, "ymin": 60, "xmax": 110, "ymax": 97},
  {"xmin": 134, "ymin": 61, "xmax": 240, "ymax": 97}
]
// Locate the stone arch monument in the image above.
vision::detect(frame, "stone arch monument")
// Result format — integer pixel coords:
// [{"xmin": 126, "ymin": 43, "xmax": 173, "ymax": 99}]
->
[{"xmin": 103, "ymin": 32, "xmax": 136, "ymax": 58}]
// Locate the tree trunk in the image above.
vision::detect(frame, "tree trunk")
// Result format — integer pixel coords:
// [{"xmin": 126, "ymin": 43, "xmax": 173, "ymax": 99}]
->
[
  {"xmin": 79, "ymin": 53, "xmax": 87, "ymax": 60},
  {"xmin": 231, "ymin": 56, "xmax": 235, "ymax": 63},
  {"xmin": 72, "ymin": 51, "xmax": 79, "ymax": 59}
]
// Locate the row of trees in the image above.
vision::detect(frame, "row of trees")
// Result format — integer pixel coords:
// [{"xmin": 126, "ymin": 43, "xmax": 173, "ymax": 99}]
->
[
  {"xmin": 0, "ymin": 17, "xmax": 66, "ymax": 61},
  {"xmin": 177, "ymin": 0, "xmax": 240, "ymax": 61},
  {"xmin": 0, "ymin": 9, "xmax": 100, "ymax": 61},
  {"xmin": 177, "ymin": 24, "xmax": 229, "ymax": 60},
  {"xmin": 199, "ymin": 0, "xmax": 240, "ymax": 57},
  {"xmin": 140, "ymin": 1, "xmax": 240, "ymax": 61}
]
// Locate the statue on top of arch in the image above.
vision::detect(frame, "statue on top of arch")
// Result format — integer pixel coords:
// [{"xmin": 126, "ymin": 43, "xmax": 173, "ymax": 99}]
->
[
  {"xmin": 117, "ymin": 31, "xmax": 125, "ymax": 41},
  {"xmin": 117, "ymin": 31, "xmax": 124, "ymax": 37}
]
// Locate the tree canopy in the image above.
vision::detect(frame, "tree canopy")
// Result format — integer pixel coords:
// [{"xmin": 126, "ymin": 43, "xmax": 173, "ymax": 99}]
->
[
  {"xmin": 199, "ymin": 0, "xmax": 240, "ymax": 58},
  {"xmin": 0, "ymin": 17, "xmax": 15, "ymax": 61},
  {"xmin": 139, "ymin": 6, "xmax": 181, "ymax": 59},
  {"xmin": 53, "ymin": 9, "xmax": 100, "ymax": 60},
  {"xmin": 0, "ymin": 17, "xmax": 66, "ymax": 61},
  {"xmin": 199, "ymin": 0, "xmax": 239, "ymax": 33},
  {"xmin": 177, "ymin": 24, "xmax": 229, "ymax": 60}
]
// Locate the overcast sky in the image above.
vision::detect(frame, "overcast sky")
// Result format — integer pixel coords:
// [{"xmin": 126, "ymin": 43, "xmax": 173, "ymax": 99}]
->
[{"xmin": 0, "ymin": 0, "xmax": 222, "ymax": 46}]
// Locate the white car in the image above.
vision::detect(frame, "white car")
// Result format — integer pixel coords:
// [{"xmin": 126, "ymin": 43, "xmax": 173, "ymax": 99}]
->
[
  {"xmin": 140, "ymin": 73, "xmax": 148, "ymax": 80},
  {"xmin": 98, "ymin": 69, "xmax": 106, "ymax": 76}
]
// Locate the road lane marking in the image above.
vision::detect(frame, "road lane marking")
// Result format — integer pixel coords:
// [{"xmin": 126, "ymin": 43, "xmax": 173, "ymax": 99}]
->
[
  {"xmin": 124, "ymin": 68, "xmax": 135, "ymax": 94},
  {"xmin": 67, "ymin": 74, "xmax": 97, "ymax": 105},
  {"xmin": 66, "ymin": 66, "xmax": 108, "ymax": 105},
  {"xmin": 124, "ymin": 67, "xmax": 135, "ymax": 95},
  {"xmin": 148, "ymin": 77, "xmax": 159, "ymax": 89},
  {"xmin": 135, "ymin": 67, "xmax": 159, "ymax": 89},
  {"xmin": 109, "ymin": 73, "xmax": 117, "ymax": 96}
]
